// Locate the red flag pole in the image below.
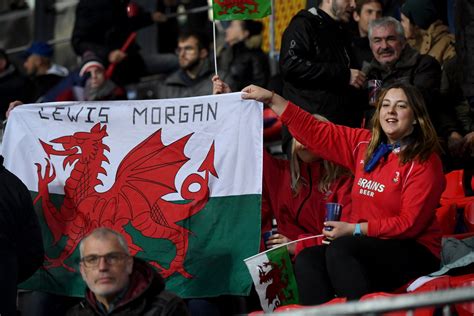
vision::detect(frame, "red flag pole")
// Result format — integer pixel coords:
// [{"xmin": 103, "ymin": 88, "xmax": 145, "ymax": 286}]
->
[{"xmin": 105, "ymin": 32, "xmax": 137, "ymax": 79}]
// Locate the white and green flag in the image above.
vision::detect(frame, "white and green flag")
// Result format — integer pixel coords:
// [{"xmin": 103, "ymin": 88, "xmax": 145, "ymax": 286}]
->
[
  {"xmin": 2, "ymin": 92, "xmax": 263, "ymax": 298},
  {"xmin": 244, "ymin": 245, "xmax": 300, "ymax": 312}
]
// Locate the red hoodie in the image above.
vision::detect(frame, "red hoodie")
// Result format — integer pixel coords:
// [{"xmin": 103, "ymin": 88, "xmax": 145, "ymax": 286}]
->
[
  {"xmin": 281, "ymin": 102, "xmax": 445, "ymax": 257},
  {"xmin": 262, "ymin": 151, "xmax": 353, "ymax": 242}
]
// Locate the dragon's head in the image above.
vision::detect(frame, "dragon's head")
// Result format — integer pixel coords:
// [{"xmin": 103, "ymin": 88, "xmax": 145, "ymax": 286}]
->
[{"xmin": 40, "ymin": 123, "xmax": 109, "ymax": 169}]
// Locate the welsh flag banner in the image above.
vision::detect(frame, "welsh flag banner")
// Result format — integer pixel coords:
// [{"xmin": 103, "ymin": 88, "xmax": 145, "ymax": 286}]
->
[
  {"xmin": 244, "ymin": 244, "xmax": 299, "ymax": 312},
  {"xmin": 2, "ymin": 92, "xmax": 262, "ymax": 298},
  {"xmin": 212, "ymin": 0, "xmax": 271, "ymax": 20}
]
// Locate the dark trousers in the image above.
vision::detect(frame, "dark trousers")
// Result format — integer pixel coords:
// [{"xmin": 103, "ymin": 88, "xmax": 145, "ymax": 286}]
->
[
  {"xmin": 0, "ymin": 255, "xmax": 18, "ymax": 316},
  {"xmin": 295, "ymin": 236, "xmax": 440, "ymax": 305}
]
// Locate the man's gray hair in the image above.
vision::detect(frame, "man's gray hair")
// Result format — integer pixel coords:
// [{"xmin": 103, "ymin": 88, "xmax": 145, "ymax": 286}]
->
[
  {"xmin": 368, "ymin": 16, "xmax": 406, "ymax": 43},
  {"xmin": 79, "ymin": 227, "xmax": 130, "ymax": 258}
]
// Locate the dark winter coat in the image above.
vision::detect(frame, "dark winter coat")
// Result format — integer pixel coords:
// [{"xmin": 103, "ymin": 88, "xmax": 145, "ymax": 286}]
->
[
  {"xmin": 455, "ymin": 0, "xmax": 474, "ymax": 98},
  {"xmin": 67, "ymin": 258, "xmax": 188, "ymax": 316},
  {"xmin": 0, "ymin": 64, "xmax": 32, "ymax": 120},
  {"xmin": 156, "ymin": 58, "xmax": 216, "ymax": 99},
  {"xmin": 218, "ymin": 41, "xmax": 269, "ymax": 91},
  {"xmin": 71, "ymin": 0, "xmax": 153, "ymax": 85},
  {"xmin": 0, "ymin": 155, "xmax": 44, "ymax": 282},
  {"xmin": 279, "ymin": 8, "xmax": 362, "ymax": 128},
  {"xmin": 279, "ymin": 8, "xmax": 363, "ymax": 154}
]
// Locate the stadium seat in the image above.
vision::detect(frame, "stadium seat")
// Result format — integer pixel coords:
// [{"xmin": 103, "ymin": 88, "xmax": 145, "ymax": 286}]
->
[
  {"xmin": 464, "ymin": 201, "xmax": 474, "ymax": 233},
  {"xmin": 360, "ymin": 292, "xmax": 434, "ymax": 316},
  {"xmin": 435, "ymin": 204, "xmax": 458, "ymax": 235},
  {"xmin": 450, "ymin": 274, "xmax": 474, "ymax": 316},
  {"xmin": 440, "ymin": 170, "xmax": 474, "ymax": 208},
  {"xmin": 263, "ymin": 107, "xmax": 282, "ymax": 142},
  {"xmin": 274, "ymin": 304, "xmax": 307, "ymax": 312}
]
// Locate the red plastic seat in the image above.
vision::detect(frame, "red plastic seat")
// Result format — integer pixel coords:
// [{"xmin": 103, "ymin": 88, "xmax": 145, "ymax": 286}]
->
[
  {"xmin": 436, "ymin": 204, "xmax": 457, "ymax": 235},
  {"xmin": 464, "ymin": 201, "xmax": 474, "ymax": 233},
  {"xmin": 441, "ymin": 170, "xmax": 474, "ymax": 208},
  {"xmin": 450, "ymin": 274, "xmax": 474, "ymax": 316},
  {"xmin": 360, "ymin": 292, "xmax": 435, "ymax": 316},
  {"xmin": 274, "ymin": 303, "xmax": 307, "ymax": 312}
]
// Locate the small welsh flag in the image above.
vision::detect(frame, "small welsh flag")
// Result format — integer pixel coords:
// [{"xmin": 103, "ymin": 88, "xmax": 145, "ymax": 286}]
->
[
  {"xmin": 212, "ymin": 0, "xmax": 271, "ymax": 20},
  {"xmin": 244, "ymin": 245, "xmax": 299, "ymax": 312}
]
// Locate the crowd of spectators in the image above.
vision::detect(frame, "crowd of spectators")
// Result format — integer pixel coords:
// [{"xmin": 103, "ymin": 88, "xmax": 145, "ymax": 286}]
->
[{"xmin": 1, "ymin": 0, "xmax": 474, "ymax": 315}]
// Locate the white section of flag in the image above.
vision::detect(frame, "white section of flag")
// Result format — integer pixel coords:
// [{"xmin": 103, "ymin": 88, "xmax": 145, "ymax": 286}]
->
[{"xmin": 2, "ymin": 93, "xmax": 263, "ymax": 199}]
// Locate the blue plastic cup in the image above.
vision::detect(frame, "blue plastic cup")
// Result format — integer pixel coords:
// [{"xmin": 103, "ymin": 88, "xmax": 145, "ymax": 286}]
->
[
  {"xmin": 262, "ymin": 229, "xmax": 277, "ymax": 249},
  {"xmin": 324, "ymin": 203, "xmax": 342, "ymax": 231}
]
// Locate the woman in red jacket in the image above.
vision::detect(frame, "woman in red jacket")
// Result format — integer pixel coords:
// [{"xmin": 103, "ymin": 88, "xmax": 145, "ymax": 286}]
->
[
  {"xmin": 262, "ymin": 119, "xmax": 353, "ymax": 255},
  {"xmin": 212, "ymin": 75, "xmax": 353, "ymax": 256},
  {"xmin": 242, "ymin": 82, "xmax": 445, "ymax": 305}
]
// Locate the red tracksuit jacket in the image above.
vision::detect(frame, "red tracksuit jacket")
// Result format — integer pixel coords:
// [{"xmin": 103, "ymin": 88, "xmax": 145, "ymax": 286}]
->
[
  {"xmin": 281, "ymin": 102, "xmax": 445, "ymax": 257},
  {"xmin": 262, "ymin": 150, "xmax": 353, "ymax": 242}
]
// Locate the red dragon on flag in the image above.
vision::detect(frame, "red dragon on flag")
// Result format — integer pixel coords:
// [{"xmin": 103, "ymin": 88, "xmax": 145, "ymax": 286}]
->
[
  {"xmin": 213, "ymin": 0, "xmax": 271, "ymax": 20},
  {"xmin": 33, "ymin": 123, "xmax": 217, "ymax": 279}
]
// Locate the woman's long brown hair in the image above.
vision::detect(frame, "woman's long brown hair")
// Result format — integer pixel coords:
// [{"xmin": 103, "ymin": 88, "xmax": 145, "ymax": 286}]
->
[{"xmin": 364, "ymin": 83, "xmax": 441, "ymax": 166}]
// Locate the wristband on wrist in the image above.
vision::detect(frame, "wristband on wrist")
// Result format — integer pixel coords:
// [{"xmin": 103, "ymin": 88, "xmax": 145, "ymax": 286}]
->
[{"xmin": 353, "ymin": 223, "xmax": 362, "ymax": 236}]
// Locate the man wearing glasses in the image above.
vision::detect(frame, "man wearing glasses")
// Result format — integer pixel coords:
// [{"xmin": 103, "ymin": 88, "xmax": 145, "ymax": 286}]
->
[
  {"xmin": 157, "ymin": 30, "xmax": 232, "ymax": 100},
  {"xmin": 67, "ymin": 227, "xmax": 188, "ymax": 315}
]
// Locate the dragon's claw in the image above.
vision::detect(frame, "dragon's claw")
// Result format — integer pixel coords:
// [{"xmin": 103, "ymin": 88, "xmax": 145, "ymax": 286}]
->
[
  {"xmin": 43, "ymin": 255, "xmax": 76, "ymax": 272},
  {"xmin": 149, "ymin": 261, "xmax": 193, "ymax": 279}
]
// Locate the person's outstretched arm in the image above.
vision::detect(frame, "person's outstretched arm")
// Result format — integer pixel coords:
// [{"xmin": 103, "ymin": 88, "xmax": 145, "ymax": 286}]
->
[{"xmin": 241, "ymin": 85, "xmax": 288, "ymax": 116}]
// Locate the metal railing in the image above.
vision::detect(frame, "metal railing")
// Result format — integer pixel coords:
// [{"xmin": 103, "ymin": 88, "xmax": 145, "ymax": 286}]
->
[{"xmin": 268, "ymin": 286, "xmax": 474, "ymax": 315}]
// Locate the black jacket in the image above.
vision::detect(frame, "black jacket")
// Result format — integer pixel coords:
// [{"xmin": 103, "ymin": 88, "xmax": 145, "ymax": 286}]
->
[
  {"xmin": 218, "ymin": 41, "xmax": 270, "ymax": 91},
  {"xmin": 67, "ymin": 258, "xmax": 188, "ymax": 316},
  {"xmin": 0, "ymin": 155, "xmax": 44, "ymax": 282},
  {"xmin": 279, "ymin": 8, "xmax": 363, "ymax": 153},
  {"xmin": 0, "ymin": 64, "xmax": 32, "ymax": 120},
  {"xmin": 71, "ymin": 0, "xmax": 153, "ymax": 85},
  {"xmin": 157, "ymin": 58, "xmax": 217, "ymax": 99},
  {"xmin": 455, "ymin": 0, "xmax": 474, "ymax": 98}
]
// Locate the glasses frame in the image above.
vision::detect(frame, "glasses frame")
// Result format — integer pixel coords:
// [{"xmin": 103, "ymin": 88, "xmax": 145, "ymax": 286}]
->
[
  {"xmin": 175, "ymin": 45, "xmax": 197, "ymax": 55},
  {"xmin": 80, "ymin": 252, "xmax": 130, "ymax": 268}
]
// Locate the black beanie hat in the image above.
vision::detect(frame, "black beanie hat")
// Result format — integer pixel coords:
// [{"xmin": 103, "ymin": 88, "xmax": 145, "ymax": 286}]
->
[
  {"xmin": 79, "ymin": 51, "xmax": 105, "ymax": 77},
  {"xmin": 401, "ymin": 0, "xmax": 438, "ymax": 30}
]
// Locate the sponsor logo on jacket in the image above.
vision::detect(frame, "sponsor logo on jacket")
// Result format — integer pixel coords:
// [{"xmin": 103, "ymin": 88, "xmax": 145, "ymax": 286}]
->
[{"xmin": 357, "ymin": 178, "xmax": 385, "ymax": 197}]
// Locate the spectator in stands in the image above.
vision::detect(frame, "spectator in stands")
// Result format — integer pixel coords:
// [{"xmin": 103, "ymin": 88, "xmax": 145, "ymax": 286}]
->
[
  {"xmin": 0, "ymin": 49, "xmax": 31, "ymax": 120},
  {"xmin": 279, "ymin": 0, "xmax": 366, "ymax": 154},
  {"xmin": 440, "ymin": 57, "xmax": 474, "ymax": 170},
  {"xmin": 364, "ymin": 18, "xmax": 442, "ymax": 128},
  {"xmin": 67, "ymin": 227, "xmax": 188, "ymax": 315},
  {"xmin": 400, "ymin": 0, "xmax": 456, "ymax": 65},
  {"xmin": 454, "ymin": 0, "xmax": 474, "ymax": 109},
  {"xmin": 156, "ymin": 0, "xmax": 180, "ymax": 54},
  {"xmin": 218, "ymin": 20, "xmax": 269, "ymax": 91},
  {"xmin": 261, "ymin": 130, "xmax": 353, "ymax": 255},
  {"xmin": 157, "ymin": 30, "xmax": 220, "ymax": 99},
  {"xmin": 352, "ymin": 0, "xmax": 383, "ymax": 69},
  {"xmin": 71, "ymin": 0, "xmax": 178, "ymax": 86},
  {"xmin": 23, "ymin": 41, "xmax": 69, "ymax": 102},
  {"xmin": 213, "ymin": 75, "xmax": 353, "ymax": 255},
  {"xmin": 79, "ymin": 53, "xmax": 126, "ymax": 101},
  {"xmin": 0, "ymin": 155, "xmax": 44, "ymax": 316},
  {"xmin": 242, "ymin": 82, "xmax": 445, "ymax": 305}
]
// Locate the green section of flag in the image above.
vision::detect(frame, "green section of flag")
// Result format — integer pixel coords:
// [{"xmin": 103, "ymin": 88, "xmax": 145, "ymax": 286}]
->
[
  {"xmin": 212, "ymin": 0, "xmax": 271, "ymax": 20},
  {"xmin": 20, "ymin": 192, "xmax": 261, "ymax": 298},
  {"xmin": 266, "ymin": 247, "xmax": 299, "ymax": 306},
  {"xmin": 244, "ymin": 245, "xmax": 299, "ymax": 312}
]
